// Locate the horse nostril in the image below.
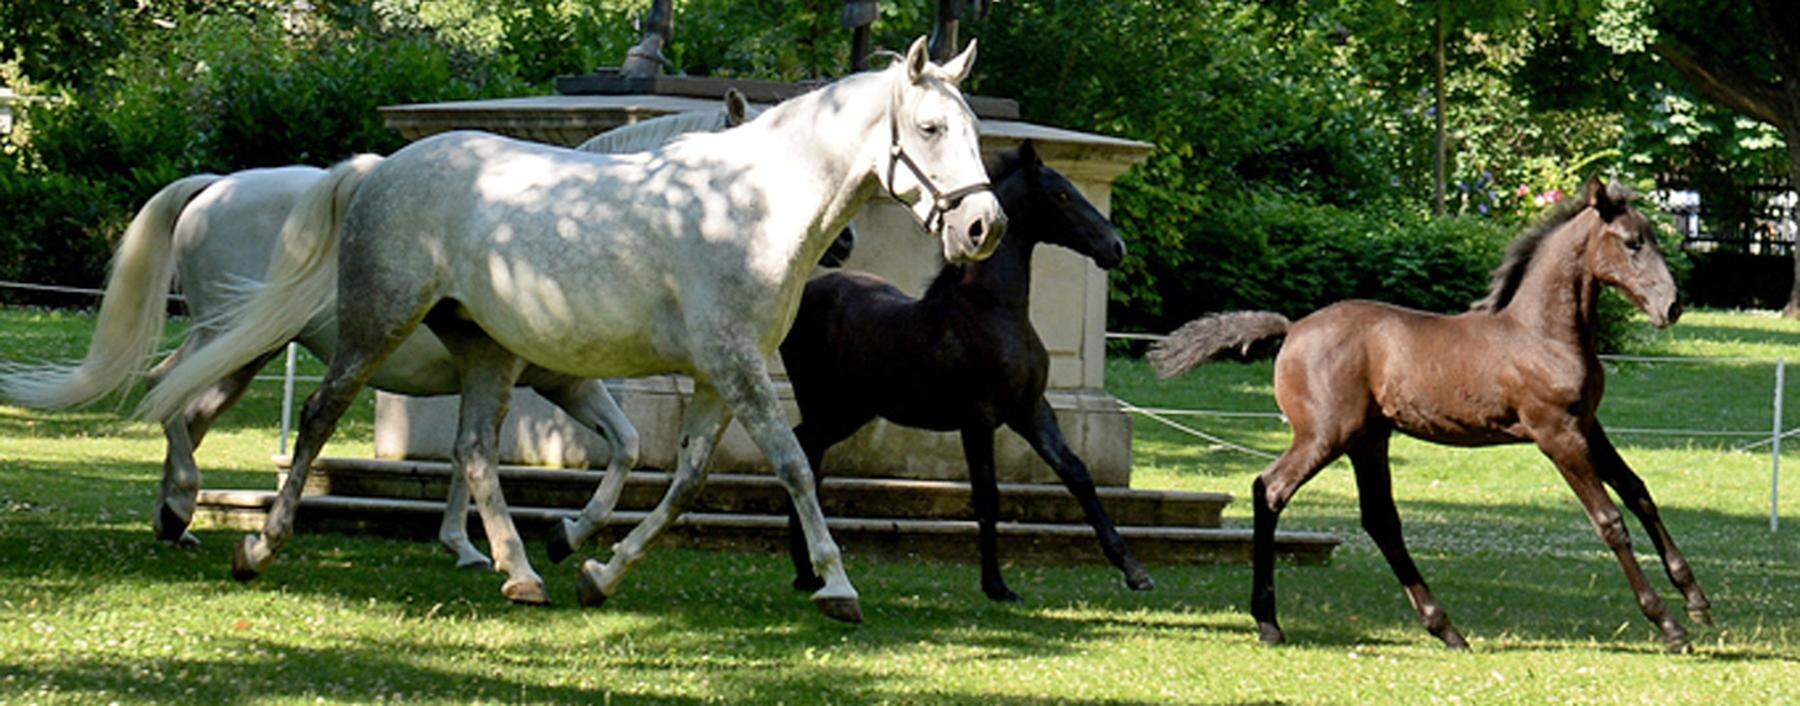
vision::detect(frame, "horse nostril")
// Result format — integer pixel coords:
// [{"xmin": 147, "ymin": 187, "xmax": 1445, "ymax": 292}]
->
[
  {"xmin": 1111, "ymin": 242, "xmax": 1125, "ymax": 262},
  {"xmin": 969, "ymin": 220, "xmax": 985, "ymax": 246},
  {"xmin": 1667, "ymin": 300, "xmax": 1683, "ymax": 324}
]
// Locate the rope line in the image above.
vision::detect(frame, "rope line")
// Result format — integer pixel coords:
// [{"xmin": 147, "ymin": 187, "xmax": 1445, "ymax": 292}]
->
[
  {"xmin": 1118, "ymin": 401, "xmax": 1279, "ymax": 460},
  {"xmin": 0, "ymin": 279, "xmax": 186, "ymax": 303}
]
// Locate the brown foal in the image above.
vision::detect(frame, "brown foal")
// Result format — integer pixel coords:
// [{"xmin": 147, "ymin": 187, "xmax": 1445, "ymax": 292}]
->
[{"xmin": 1151, "ymin": 178, "xmax": 1711, "ymax": 652}]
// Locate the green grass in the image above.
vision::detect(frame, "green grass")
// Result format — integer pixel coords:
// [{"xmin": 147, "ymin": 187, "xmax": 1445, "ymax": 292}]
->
[{"xmin": 1, "ymin": 306, "xmax": 1798, "ymax": 704}]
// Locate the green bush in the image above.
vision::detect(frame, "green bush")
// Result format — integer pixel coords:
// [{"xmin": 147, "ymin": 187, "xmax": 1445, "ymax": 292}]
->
[
  {"xmin": 1107, "ymin": 191, "xmax": 1510, "ymax": 329},
  {"xmin": 1, "ymin": 9, "xmax": 508, "ymax": 292},
  {"xmin": 0, "ymin": 168, "xmax": 129, "ymax": 293}
]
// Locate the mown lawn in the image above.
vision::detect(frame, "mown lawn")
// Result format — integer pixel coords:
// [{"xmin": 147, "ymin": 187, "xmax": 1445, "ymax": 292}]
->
[{"xmin": 1, "ymin": 306, "xmax": 1797, "ymax": 704}]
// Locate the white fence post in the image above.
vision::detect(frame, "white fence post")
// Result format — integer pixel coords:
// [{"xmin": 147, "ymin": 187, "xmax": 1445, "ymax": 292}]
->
[
  {"xmin": 279, "ymin": 342, "xmax": 298, "ymax": 457},
  {"xmin": 1774, "ymin": 357, "xmax": 1786, "ymax": 533}
]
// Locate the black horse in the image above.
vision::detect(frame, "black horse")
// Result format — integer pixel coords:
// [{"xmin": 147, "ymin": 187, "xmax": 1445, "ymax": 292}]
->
[{"xmin": 779, "ymin": 141, "xmax": 1153, "ymax": 600}]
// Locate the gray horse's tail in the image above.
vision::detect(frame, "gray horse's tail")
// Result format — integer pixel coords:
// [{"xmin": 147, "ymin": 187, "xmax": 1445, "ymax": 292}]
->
[
  {"xmin": 136, "ymin": 155, "xmax": 382, "ymax": 422},
  {"xmin": 1147, "ymin": 311, "xmax": 1291, "ymax": 379},
  {"xmin": 0, "ymin": 173, "xmax": 223, "ymax": 409}
]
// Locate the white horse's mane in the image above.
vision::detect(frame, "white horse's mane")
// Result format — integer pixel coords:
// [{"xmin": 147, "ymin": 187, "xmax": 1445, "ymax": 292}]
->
[{"xmin": 574, "ymin": 110, "xmax": 730, "ymax": 154}]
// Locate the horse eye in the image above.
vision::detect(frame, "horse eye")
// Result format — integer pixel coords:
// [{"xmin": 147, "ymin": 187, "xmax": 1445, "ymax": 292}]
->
[
  {"xmin": 921, "ymin": 123, "xmax": 944, "ymax": 137},
  {"xmin": 1626, "ymin": 237, "xmax": 1643, "ymax": 252}
]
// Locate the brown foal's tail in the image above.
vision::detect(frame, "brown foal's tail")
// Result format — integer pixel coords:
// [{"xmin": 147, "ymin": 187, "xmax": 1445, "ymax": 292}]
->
[{"xmin": 1148, "ymin": 311, "xmax": 1290, "ymax": 378}]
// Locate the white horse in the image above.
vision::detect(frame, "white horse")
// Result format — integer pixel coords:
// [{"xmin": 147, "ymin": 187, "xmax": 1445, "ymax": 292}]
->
[
  {"xmin": 1, "ymin": 92, "xmax": 758, "ymax": 573},
  {"xmin": 141, "ymin": 38, "xmax": 1002, "ymax": 621}
]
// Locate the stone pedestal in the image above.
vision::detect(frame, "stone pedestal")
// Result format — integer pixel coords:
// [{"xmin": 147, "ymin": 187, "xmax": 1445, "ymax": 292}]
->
[{"xmin": 376, "ymin": 95, "xmax": 1150, "ymax": 486}]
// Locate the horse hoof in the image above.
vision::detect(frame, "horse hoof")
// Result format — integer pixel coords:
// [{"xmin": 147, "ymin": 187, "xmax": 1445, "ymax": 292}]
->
[
  {"xmin": 1125, "ymin": 572, "xmax": 1155, "ymax": 592},
  {"xmin": 169, "ymin": 531, "xmax": 202, "ymax": 549},
  {"xmin": 576, "ymin": 563, "xmax": 609, "ymax": 608},
  {"xmin": 792, "ymin": 574, "xmax": 826, "ymax": 592},
  {"xmin": 1441, "ymin": 632, "xmax": 1471, "ymax": 651},
  {"xmin": 230, "ymin": 536, "xmax": 263, "ymax": 583},
  {"xmin": 1257, "ymin": 622, "xmax": 1286, "ymax": 645},
  {"xmin": 814, "ymin": 596, "xmax": 864, "ymax": 624},
  {"xmin": 545, "ymin": 520, "xmax": 577, "ymax": 565},
  {"xmin": 1688, "ymin": 606, "xmax": 1714, "ymax": 627},
  {"xmin": 155, "ymin": 503, "xmax": 193, "ymax": 544},
  {"xmin": 1666, "ymin": 636, "xmax": 1693, "ymax": 654},
  {"xmin": 455, "ymin": 556, "xmax": 494, "ymax": 572},
  {"xmin": 984, "ymin": 586, "xmax": 1023, "ymax": 603},
  {"xmin": 502, "ymin": 578, "xmax": 550, "ymax": 606}
]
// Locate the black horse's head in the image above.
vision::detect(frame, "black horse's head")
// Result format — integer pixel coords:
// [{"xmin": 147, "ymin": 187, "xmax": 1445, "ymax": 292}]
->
[{"xmin": 992, "ymin": 140, "xmax": 1126, "ymax": 270}]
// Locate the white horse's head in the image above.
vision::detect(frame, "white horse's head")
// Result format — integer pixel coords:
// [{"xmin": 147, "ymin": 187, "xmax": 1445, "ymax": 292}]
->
[{"xmin": 881, "ymin": 37, "xmax": 1005, "ymax": 264}]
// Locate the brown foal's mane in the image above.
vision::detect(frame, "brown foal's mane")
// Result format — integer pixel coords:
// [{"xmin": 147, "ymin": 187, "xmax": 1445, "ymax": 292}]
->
[{"xmin": 1471, "ymin": 183, "xmax": 1635, "ymax": 312}]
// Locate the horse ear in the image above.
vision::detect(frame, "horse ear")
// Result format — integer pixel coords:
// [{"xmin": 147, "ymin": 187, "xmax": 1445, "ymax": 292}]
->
[
  {"xmin": 723, "ymin": 88, "xmax": 749, "ymax": 127},
  {"xmin": 1018, "ymin": 139, "xmax": 1041, "ymax": 168},
  {"xmin": 1588, "ymin": 176, "xmax": 1627, "ymax": 222},
  {"xmin": 905, "ymin": 36, "xmax": 930, "ymax": 84},
  {"xmin": 940, "ymin": 39, "xmax": 978, "ymax": 85}
]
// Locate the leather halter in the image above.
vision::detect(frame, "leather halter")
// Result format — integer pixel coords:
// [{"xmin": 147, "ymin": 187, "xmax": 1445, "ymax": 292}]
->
[{"xmin": 885, "ymin": 81, "xmax": 992, "ymax": 236}]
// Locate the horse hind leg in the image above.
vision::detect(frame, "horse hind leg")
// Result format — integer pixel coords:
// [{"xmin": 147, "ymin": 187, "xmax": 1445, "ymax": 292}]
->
[
  {"xmin": 1252, "ymin": 430, "xmax": 1348, "ymax": 645},
  {"xmin": 232, "ymin": 287, "xmax": 435, "ymax": 583},
  {"xmin": 534, "ymin": 376, "xmax": 641, "ymax": 564},
  {"xmin": 1347, "ymin": 428, "xmax": 1467, "ymax": 649},
  {"xmin": 147, "ymin": 335, "xmax": 274, "ymax": 547}
]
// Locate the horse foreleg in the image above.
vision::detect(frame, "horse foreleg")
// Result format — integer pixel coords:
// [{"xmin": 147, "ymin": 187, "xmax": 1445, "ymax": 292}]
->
[
  {"xmin": 537, "ymin": 378, "xmax": 642, "ymax": 564},
  {"xmin": 1588, "ymin": 426, "xmax": 1712, "ymax": 626},
  {"xmin": 1008, "ymin": 399, "xmax": 1152, "ymax": 592},
  {"xmin": 711, "ymin": 355, "xmax": 860, "ymax": 623},
  {"xmin": 1538, "ymin": 426, "xmax": 1689, "ymax": 652},
  {"xmin": 578, "ymin": 384, "xmax": 728, "ymax": 607},
  {"xmin": 1347, "ymin": 428, "xmax": 1466, "ymax": 649},
  {"xmin": 439, "ymin": 339, "xmax": 543, "ymax": 605},
  {"xmin": 786, "ymin": 422, "xmax": 842, "ymax": 593},
  {"xmin": 961, "ymin": 427, "xmax": 1019, "ymax": 602},
  {"xmin": 1251, "ymin": 434, "xmax": 1342, "ymax": 645},
  {"xmin": 436, "ymin": 472, "xmax": 492, "ymax": 571}
]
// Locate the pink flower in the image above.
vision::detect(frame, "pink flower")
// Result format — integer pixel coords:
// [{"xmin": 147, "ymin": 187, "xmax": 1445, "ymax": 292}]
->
[
  {"xmin": 1533, "ymin": 189, "xmax": 1564, "ymax": 207},
  {"xmin": 1515, "ymin": 184, "xmax": 1532, "ymax": 197}
]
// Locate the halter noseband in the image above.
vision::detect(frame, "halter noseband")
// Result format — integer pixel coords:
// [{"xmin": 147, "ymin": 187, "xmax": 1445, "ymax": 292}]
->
[{"xmin": 885, "ymin": 82, "xmax": 992, "ymax": 236}]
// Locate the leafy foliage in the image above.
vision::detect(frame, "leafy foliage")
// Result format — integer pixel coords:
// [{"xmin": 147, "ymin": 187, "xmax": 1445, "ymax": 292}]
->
[{"xmin": 0, "ymin": 0, "xmax": 1783, "ymax": 345}]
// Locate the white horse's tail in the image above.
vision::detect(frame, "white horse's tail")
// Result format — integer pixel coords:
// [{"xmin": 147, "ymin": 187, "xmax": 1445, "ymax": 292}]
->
[
  {"xmin": 135, "ymin": 154, "xmax": 382, "ymax": 422},
  {"xmin": 0, "ymin": 173, "xmax": 223, "ymax": 409}
]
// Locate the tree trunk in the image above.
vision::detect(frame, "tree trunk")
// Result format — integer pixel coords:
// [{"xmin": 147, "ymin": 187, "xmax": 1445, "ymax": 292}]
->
[{"xmin": 1432, "ymin": 2, "xmax": 1447, "ymax": 217}]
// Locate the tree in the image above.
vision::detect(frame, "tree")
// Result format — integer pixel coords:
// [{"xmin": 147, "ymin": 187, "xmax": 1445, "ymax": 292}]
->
[{"xmin": 1597, "ymin": 0, "xmax": 1800, "ymax": 318}]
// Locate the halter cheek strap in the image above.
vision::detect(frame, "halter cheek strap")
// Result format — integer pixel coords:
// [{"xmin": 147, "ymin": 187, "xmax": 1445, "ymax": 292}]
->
[{"xmin": 885, "ymin": 84, "xmax": 992, "ymax": 236}]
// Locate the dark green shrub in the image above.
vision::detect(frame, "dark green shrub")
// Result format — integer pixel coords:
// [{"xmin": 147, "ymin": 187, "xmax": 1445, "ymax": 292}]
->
[{"xmin": 1108, "ymin": 191, "xmax": 1510, "ymax": 330}]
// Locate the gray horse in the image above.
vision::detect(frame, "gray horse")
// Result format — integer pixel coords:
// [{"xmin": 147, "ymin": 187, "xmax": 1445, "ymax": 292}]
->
[{"xmin": 141, "ymin": 38, "xmax": 1002, "ymax": 621}]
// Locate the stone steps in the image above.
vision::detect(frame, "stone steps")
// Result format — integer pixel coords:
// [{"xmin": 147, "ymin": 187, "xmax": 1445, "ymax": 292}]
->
[
  {"xmin": 193, "ymin": 489, "xmax": 1339, "ymax": 565},
  {"xmin": 191, "ymin": 457, "xmax": 1338, "ymax": 565},
  {"xmin": 296, "ymin": 457, "xmax": 1231, "ymax": 528}
]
